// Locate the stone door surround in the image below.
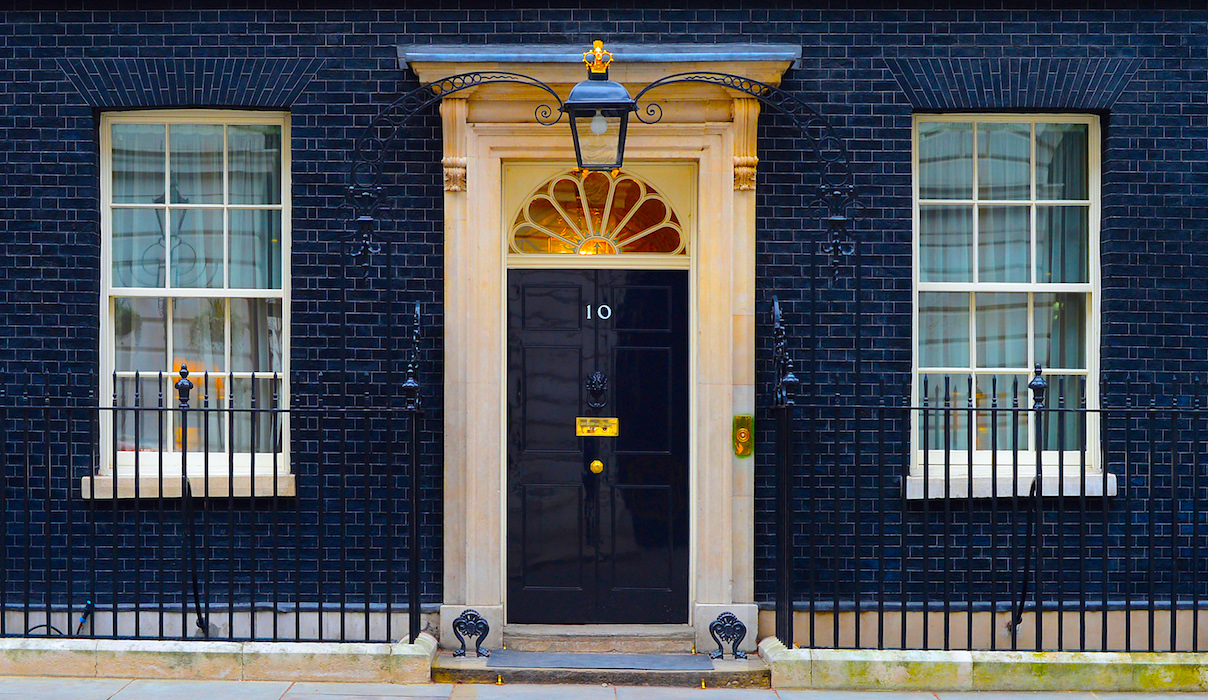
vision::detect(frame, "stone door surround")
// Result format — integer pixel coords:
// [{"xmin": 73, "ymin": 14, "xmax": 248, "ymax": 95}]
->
[{"xmin": 399, "ymin": 43, "xmax": 801, "ymax": 652}]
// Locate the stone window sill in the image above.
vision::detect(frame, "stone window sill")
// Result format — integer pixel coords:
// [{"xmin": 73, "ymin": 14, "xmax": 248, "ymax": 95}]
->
[
  {"xmin": 905, "ymin": 471, "xmax": 1118, "ymax": 499},
  {"xmin": 79, "ymin": 473, "xmax": 296, "ymax": 500}
]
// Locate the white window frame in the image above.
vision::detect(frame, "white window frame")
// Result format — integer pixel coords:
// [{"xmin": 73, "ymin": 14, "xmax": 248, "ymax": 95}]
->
[
  {"xmin": 91, "ymin": 109, "xmax": 292, "ymax": 497},
  {"xmin": 909, "ymin": 113, "xmax": 1113, "ymax": 498}
]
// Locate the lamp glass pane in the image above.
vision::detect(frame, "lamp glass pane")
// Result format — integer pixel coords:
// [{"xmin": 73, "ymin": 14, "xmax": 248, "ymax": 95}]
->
[{"xmin": 572, "ymin": 111, "xmax": 623, "ymax": 168}]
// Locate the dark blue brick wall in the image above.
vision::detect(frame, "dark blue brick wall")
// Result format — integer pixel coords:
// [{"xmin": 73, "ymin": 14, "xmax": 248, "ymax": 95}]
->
[{"xmin": 2, "ymin": 2, "xmax": 1208, "ymax": 621}]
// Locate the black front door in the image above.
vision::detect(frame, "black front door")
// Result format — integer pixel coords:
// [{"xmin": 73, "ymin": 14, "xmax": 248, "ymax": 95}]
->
[{"xmin": 507, "ymin": 269, "xmax": 689, "ymax": 624}]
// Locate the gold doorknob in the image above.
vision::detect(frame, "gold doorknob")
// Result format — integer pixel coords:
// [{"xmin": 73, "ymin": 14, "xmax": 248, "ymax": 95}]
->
[{"xmin": 589, "ymin": 460, "xmax": 604, "ymax": 474}]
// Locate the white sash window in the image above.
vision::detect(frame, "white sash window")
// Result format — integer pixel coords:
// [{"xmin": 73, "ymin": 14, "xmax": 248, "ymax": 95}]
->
[
  {"xmin": 911, "ymin": 114, "xmax": 1110, "ymax": 498},
  {"xmin": 94, "ymin": 110, "xmax": 291, "ymax": 496}
]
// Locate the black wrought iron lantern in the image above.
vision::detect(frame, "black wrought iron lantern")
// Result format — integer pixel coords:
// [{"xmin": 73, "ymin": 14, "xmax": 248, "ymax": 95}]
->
[{"xmin": 562, "ymin": 41, "xmax": 636, "ymax": 171}]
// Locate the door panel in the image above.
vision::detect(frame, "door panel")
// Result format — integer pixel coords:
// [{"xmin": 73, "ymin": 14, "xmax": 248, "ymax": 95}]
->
[
  {"xmin": 610, "ymin": 484, "xmax": 673, "ymax": 591},
  {"xmin": 521, "ymin": 285, "xmax": 583, "ymax": 331},
  {"xmin": 507, "ymin": 269, "xmax": 688, "ymax": 624},
  {"xmin": 522, "ymin": 484, "xmax": 585, "ymax": 589},
  {"xmin": 613, "ymin": 347, "xmax": 673, "ymax": 453},
  {"xmin": 520, "ymin": 346, "xmax": 582, "ymax": 453}
]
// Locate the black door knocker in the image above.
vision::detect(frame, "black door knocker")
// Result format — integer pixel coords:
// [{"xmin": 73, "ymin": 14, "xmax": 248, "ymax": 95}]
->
[{"xmin": 586, "ymin": 370, "xmax": 608, "ymax": 409}]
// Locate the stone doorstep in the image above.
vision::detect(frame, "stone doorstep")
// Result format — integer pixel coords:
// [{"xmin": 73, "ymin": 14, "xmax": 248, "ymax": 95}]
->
[
  {"xmin": 431, "ymin": 650, "xmax": 770, "ymax": 688},
  {"xmin": 0, "ymin": 633, "xmax": 439, "ymax": 684},
  {"xmin": 502, "ymin": 624, "xmax": 695, "ymax": 653},
  {"xmin": 758, "ymin": 636, "xmax": 1208, "ymax": 691}
]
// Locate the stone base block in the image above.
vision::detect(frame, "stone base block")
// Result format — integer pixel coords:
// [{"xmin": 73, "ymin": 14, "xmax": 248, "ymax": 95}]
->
[
  {"xmin": 241, "ymin": 641, "xmax": 394, "ymax": 682},
  {"xmin": 971, "ymin": 650, "xmax": 1136, "ymax": 691},
  {"xmin": 694, "ymin": 603, "xmax": 758, "ymax": 655},
  {"xmin": 95, "ymin": 639, "xmax": 242, "ymax": 680},
  {"xmin": 758, "ymin": 637, "xmax": 809, "ymax": 688},
  {"xmin": 0, "ymin": 635, "xmax": 438, "ymax": 684},
  {"xmin": 0, "ymin": 638, "xmax": 97, "ymax": 677},
  {"xmin": 758, "ymin": 637, "xmax": 1208, "ymax": 691},
  {"xmin": 438, "ymin": 604, "xmax": 502, "ymax": 653},
  {"xmin": 1132, "ymin": 652, "xmax": 1208, "ymax": 691},
  {"xmin": 391, "ymin": 632, "xmax": 439, "ymax": 684},
  {"xmin": 810, "ymin": 648, "xmax": 972, "ymax": 690}
]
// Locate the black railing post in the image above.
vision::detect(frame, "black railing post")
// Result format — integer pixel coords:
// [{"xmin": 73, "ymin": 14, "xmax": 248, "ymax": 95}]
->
[
  {"xmin": 175, "ymin": 365, "xmax": 208, "ymax": 639},
  {"xmin": 772, "ymin": 297, "xmax": 798, "ymax": 646},
  {"xmin": 1028, "ymin": 364, "xmax": 1047, "ymax": 649},
  {"xmin": 402, "ymin": 302, "xmax": 423, "ymax": 644}
]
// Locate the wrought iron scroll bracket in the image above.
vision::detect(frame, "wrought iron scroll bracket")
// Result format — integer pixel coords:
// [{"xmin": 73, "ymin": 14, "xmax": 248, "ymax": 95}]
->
[
  {"xmin": 772, "ymin": 297, "xmax": 799, "ymax": 409},
  {"xmin": 633, "ymin": 72, "xmax": 859, "ymax": 279},
  {"xmin": 707, "ymin": 611, "xmax": 748, "ymax": 660},
  {"xmin": 346, "ymin": 72, "xmax": 564, "ymax": 269},
  {"xmin": 451, "ymin": 608, "xmax": 491, "ymax": 657}
]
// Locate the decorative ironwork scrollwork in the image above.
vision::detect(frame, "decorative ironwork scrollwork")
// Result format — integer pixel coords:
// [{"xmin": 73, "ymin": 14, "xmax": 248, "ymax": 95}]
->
[
  {"xmin": 632, "ymin": 72, "xmax": 859, "ymax": 276},
  {"xmin": 346, "ymin": 72, "xmax": 564, "ymax": 269},
  {"xmin": 347, "ymin": 215, "xmax": 382, "ymax": 276},
  {"xmin": 772, "ymin": 297, "xmax": 799, "ymax": 410},
  {"xmin": 586, "ymin": 370, "xmax": 608, "ymax": 409},
  {"xmin": 451, "ymin": 608, "xmax": 491, "ymax": 657},
  {"xmin": 401, "ymin": 301, "xmax": 422, "ymax": 413},
  {"xmin": 707, "ymin": 611, "xmax": 748, "ymax": 660}
]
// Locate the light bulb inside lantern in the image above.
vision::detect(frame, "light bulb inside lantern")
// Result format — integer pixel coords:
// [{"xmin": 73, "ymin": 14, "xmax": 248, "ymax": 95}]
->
[{"xmin": 590, "ymin": 110, "xmax": 608, "ymax": 136}]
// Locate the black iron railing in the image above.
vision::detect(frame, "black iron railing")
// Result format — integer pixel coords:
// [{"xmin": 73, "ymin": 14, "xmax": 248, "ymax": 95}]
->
[
  {"xmin": 0, "ymin": 367, "xmax": 427, "ymax": 643},
  {"xmin": 771, "ymin": 361, "xmax": 1208, "ymax": 652}
]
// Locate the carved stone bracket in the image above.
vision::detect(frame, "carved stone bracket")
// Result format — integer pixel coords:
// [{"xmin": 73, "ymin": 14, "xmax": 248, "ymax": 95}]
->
[
  {"xmin": 442, "ymin": 156, "xmax": 467, "ymax": 192},
  {"xmin": 732, "ymin": 98, "xmax": 760, "ymax": 192},
  {"xmin": 733, "ymin": 155, "xmax": 758, "ymax": 191},
  {"xmin": 451, "ymin": 608, "xmax": 491, "ymax": 657},
  {"xmin": 708, "ymin": 611, "xmax": 748, "ymax": 660}
]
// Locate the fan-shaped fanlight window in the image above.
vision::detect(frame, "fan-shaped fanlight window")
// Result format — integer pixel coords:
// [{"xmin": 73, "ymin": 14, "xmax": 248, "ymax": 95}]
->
[{"xmin": 511, "ymin": 170, "xmax": 685, "ymax": 255}]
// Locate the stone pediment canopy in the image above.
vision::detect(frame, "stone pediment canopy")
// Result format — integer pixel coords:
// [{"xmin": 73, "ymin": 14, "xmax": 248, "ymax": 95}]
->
[{"xmin": 397, "ymin": 43, "xmax": 802, "ymax": 123}]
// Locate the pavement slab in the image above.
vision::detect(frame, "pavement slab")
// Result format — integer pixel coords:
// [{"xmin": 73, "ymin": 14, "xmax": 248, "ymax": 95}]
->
[
  {"xmin": 11, "ymin": 678, "xmax": 1208, "ymax": 699},
  {"xmin": 615, "ymin": 687, "xmax": 776, "ymax": 698},
  {"xmin": 448, "ymin": 684, "xmax": 617, "ymax": 699},
  {"xmin": 0, "ymin": 677, "xmax": 132, "ymax": 700},
  {"xmin": 938, "ymin": 693, "xmax": 1099, "ymax": 699},
  {"xmin": 285, "ymin": 682, "xmax": 454, "ymax": 697},
  {"xmin": 109, "ymin": 679, "xmax": 293, "ymax": 700},
  {"xmin": 776, "ymin": 693, "xmax": 937, "ymax": 699}
]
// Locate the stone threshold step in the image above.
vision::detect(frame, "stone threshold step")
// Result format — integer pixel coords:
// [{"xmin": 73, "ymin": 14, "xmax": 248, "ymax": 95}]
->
[
  {"xmin": 502, "ymin": 624, "xmax": 695, "ymax": 653},
  {"xmin": 433, "ymin": 652, "xmax": 769, "ymax": 688}
]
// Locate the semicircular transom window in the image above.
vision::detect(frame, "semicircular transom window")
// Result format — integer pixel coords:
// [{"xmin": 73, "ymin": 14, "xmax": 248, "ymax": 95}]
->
[{"xmin": 510, "ymin": 170, "xmax": 686, "ymax": 256}]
